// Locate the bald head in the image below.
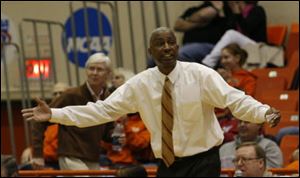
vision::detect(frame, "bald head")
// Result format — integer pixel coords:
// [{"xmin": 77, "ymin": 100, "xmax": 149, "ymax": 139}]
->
[
  {"xmin": 147, "ymin": 27, "xmax": 178, "ymax": 75},
  {"xmin": 149, "ymin": 27, "xmax": 176, "ymax": 45}
]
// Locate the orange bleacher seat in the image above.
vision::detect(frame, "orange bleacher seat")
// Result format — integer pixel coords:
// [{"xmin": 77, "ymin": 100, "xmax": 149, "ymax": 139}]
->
[
  {"xmin": 264, "ymin": 120, "xmax": 299, "ymax": 137},
  {"xmin": 267, "ymin": 25, "xmax": 288, "ymax": 46},
  {"xmin": 254, "ymin": 76, "xmax": 286, "ymax": 100},
  {"xmin": 252, "ymin": 50, "xmax": 299, "ymax": 89},
  {"xmin": 280, "ymin": 111, "xmax": 299, "ymax": 122},
  {"xmin": 280, "ymin": 135, "xmax": 299, "ymax": 166},
  {"xmin": 291, "ymin": 23, "xmax": 299, "ymax": 33},
  {"xmin": 286, "ymin": 50, "xmax": 299, "ymax": 71},
  {"xmin": 256, "ymin": 90, "xmax": 299, "ymax": 103},
  {"xmin": 286, "ymin": 23, "xmax": 299, "ymax": 62},
  {"xmin": 262, "ymin": 99, "xmax": 298, "ymax": 112}
]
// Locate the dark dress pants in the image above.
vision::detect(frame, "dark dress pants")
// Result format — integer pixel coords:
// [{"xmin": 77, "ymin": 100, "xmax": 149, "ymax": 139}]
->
[{"xmin": 156, "ymin": 146, "xmax": 221, "ymax": 177}]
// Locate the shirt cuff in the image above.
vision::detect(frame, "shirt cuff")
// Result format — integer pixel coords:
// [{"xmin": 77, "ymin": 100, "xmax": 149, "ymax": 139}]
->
[
  {"xmin": 49, "ymin": 108, "xmax": 64, "ymax": 123},
  {"xmin": 259, "ymin": 104, "xmax": 270, "ymax": 123}
]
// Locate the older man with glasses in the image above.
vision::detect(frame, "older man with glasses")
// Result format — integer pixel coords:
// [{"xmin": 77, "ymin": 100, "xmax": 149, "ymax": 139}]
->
[{"xmin": 233, "ymin": 142, "xmax": 273, "ymax": 177}]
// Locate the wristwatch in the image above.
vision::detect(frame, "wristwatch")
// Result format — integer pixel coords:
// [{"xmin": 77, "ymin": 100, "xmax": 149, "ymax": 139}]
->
[{"xmin": 265, "ymin": 113, "xmax": 277, "ymax": 123}]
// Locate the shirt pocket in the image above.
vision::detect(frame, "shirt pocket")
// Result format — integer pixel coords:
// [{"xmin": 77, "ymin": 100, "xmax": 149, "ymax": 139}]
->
[
  {"xmin": 179, "ymin": 83, "xmax": 200, "ymax": 104},
  {"xmin": 178, "ymin": 84, "xmax": 201, "ymax": 121}
]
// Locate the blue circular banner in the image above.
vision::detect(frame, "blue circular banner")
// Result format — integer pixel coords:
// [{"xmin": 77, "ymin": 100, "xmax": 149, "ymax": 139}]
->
[{"xmin": 64, "ymin": 7, "xmax": 112, "ymax": 67}]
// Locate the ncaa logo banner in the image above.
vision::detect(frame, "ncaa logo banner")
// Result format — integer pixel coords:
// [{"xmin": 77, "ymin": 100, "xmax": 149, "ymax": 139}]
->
[{"xmin": 64, "ymin": 8, "xmax": 112, "ymax": 68}]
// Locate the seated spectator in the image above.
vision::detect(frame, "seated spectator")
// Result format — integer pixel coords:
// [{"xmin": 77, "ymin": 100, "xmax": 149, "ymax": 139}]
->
[
  {"xmin": 116, "ymin": 164, "xmax": 148, "ymax": 177},
  {"xmin": 227, "ymin": 1, "xmax": 267, "ymax": 43},
  {"xmin": 201, "ymin": 0, "xmax": 279, "ymax": 69},
  {"xmin": 202, "ymin": 30, "xmax": 284, "ymax": 69},
  {"xmin": 217, "ymin": 43, "xmax": 256, "ymax": 96},
  {"xmin": 275, "ymin": 126, "xmax": 299, "ymax": 145},
  {"xmin": 102, "ymin": 113, "xmax": 155, "ymax": 168},
  {"xmin": 174, "ymin": 1, "xmax": 232, "ymax": 63},
  {"xmin": 1, "ymin": 155, "xmax": 18, "ymax": 177},
  {"xmin": 233, "ymin": 142, "xmax": 273, "ymax": 177},
  {"xmin": 148, "ymin": 1, "xmax": 232, "ymax": 67},
  {"xmin": 52, "ymin": 82, "xmax": 70, "ymax": 99},
  {"xmin": 286, "ymin": 149, "xmax": 299, "ymax": 171},
  {"xmin": 109, "ymin": 67, "xmax": 135, "ymax": 93},
  {"xmin": 220, "ymin": 120, "xmax": 283, "ymax": 168}
]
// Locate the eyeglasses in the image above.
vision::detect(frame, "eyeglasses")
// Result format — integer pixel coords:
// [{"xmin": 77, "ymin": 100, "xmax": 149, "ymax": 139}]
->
[{"xmin": 232, "ymin": 157, "xmax": 262, "ymax": 165}]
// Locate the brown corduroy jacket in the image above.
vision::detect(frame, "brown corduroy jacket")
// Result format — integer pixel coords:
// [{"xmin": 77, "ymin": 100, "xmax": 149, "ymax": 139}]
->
[{"xmin": 32, "ymin": 83, "xmax": 113, "ymax": 162}]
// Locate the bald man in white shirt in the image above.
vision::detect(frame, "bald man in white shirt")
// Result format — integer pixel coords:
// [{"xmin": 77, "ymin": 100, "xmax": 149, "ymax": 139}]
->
[{"xmin": 22, "ymin": 27, "xmax": 280, "ymax": 177}]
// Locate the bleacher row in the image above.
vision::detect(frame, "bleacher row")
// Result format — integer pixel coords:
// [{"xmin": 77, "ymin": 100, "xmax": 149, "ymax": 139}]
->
[{"xmin": 253, "ymin": 23, "xmax": 299, "ymax": 167}]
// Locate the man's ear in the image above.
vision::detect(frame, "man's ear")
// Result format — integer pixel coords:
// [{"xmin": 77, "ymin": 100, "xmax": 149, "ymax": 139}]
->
[{"xmin": 258, "ymin": 159, "xmax": 265, "ymax": 169}]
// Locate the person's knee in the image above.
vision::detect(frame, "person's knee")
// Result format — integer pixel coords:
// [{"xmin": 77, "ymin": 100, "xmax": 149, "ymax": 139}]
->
[
  {"xmin": 179, "ymin": 43, "xmax": 213, "ymax": 63},
  {"xmin": 224, "ymin": 29, "xmax": 239, "ymax": 38}
]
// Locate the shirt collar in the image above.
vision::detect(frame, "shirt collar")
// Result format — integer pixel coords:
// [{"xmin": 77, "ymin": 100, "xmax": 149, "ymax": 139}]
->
[
  {"xmin": 86, "ymin": 81, "xmax": 104, "ymax": 101},
  {"xmin": 155, "ymin": 61, "xmax": 180, "ymax": 85}
]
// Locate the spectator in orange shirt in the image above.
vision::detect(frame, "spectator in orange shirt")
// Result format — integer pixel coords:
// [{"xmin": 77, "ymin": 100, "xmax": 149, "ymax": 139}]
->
[
  {"xmin": 43, "ymin": 82, "xmax": 70, "ymax": 169},
  {"xmin": 102, "ymin": 68, "xmax": 155, "ymax": 168},
  {"xmin": 217, "ymin": 43, "xmax": 256, "ymax": 96},
  {"xmin": 102, "ymin": 113, "xmax": 155, "ymax": 168},
  {"xmin": 286, "ymin": 148, "xmax": 299, "ymax": 171},
  {"xmin": 19, "ymin": 82, "xmax": 70, "ymax": 170}
]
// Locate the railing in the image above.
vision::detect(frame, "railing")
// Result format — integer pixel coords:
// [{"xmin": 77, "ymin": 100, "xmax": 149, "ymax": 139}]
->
[
  {"xmin": 1, "ymin": 42, "xmax": 29, "ymax": 158},
  {"xmin": 18, "ymin": 167, "xmax": 299, "ymax": 177},
  {"xmin": 1, "ymin": 1, "xmax": 171, "ymax": 161},
  {"xmin": 268, "ymin": 168, "xmax": 299, "ymax": 175},
  {"xmin": 18, "ymin": 166, "xmax": 157, "ymax": 177},
  {"xmin": 221, "ymin": 168, "xmax": 299, "ymax": 177}
]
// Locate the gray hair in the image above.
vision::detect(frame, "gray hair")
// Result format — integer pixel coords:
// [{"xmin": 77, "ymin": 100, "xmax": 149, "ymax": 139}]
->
[
  {"xmin": 85, "ymin": 52, "xmax": 111, "ymax": 69},
  {"xmin": 113, "ymin": 67, "xmax": 135, "ymax": 82},
  {"xmin": 149, "ymin": 27, "xmax": 175, "ymax": 44},
  {"xmin": 53, "ymin": 82, "xmax": 70, "ymax": 93}
]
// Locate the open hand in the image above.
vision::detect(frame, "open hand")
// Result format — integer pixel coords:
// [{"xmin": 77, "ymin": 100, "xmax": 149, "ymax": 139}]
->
[{"xmin": 21, "ymin": 97, "xmax": 51, "ymax": 122}]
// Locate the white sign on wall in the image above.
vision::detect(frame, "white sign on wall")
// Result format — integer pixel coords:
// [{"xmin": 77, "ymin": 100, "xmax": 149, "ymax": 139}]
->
[
  {"xmin": 1, "ymin": 13, "xmax": 20, "ymax": 88},
  {"xmin": 1, "ymin": 13, "xmax": 19, "ymax": 64}
]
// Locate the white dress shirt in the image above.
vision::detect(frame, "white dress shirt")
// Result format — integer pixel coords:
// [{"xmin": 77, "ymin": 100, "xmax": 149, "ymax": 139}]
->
[{"xmin": 51, "ymin": 61, "xmax": 269, "ymax": 158}]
